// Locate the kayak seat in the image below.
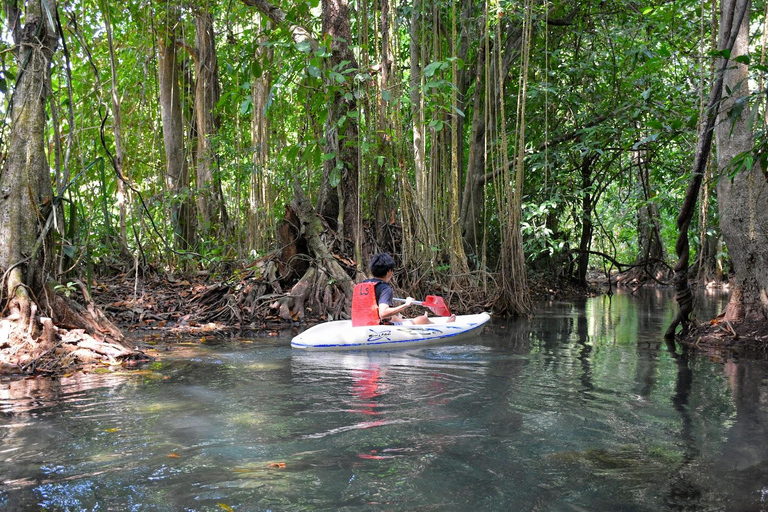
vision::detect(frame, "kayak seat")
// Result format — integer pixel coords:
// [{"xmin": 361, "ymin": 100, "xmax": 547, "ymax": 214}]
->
[{"xmin": 351, "ymin": 282, "xmax": 381, "ymax": 327}]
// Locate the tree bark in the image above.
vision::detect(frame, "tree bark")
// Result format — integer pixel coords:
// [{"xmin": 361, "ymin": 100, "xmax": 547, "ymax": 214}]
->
[
  {"xmin": 316, "ymin": 0, "xmax": 360, "ymax": 249},
  {"xmin": 623, "ymin": 145, "xmax": 669, "ymax": 284},
  {"xmin": 241, "ymin": 0, "xmax": 360, "ymax": 255},
  {"xmin": 576, "ymin": 155, "xmax": 596, "ymax": 285},
  {"xmin": 715, "ymin": 0, "xmax": 768, "ymax": 325},
  {"xmin": 101, "ymin": 0, "xmax": 129, "ymax": 248},
  {"xmin": 0, "ymin": 0, "xmax": 60, "ymax": 315},
  {"xmin": 248, "ymin": 14, "xmax": 273, "ymax": 254},
  {"xmin": 665, "ymin": 0, "xmax": 749, "ymax": 338},
  {"xmin": 193, "ymin": 8, "xmax": 228, "ymax": 237},
  {"xmin": 0, "ymin": 1, "xmax": 136, "ymax": 373},
  {"xmin": 158, "ymin": 3, "xmax": 195, "ymax": 252}
]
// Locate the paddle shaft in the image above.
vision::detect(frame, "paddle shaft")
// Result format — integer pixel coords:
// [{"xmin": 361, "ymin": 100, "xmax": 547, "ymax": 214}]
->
[{"xmin": 393, "ymin": 298, "xmax": 424, "ymax": 305}]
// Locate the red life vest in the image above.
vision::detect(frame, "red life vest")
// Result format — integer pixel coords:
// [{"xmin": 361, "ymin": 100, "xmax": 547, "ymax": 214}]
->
[{"xmin": 351, "ymin": 281, "xmax": 381, "ymax": 327}]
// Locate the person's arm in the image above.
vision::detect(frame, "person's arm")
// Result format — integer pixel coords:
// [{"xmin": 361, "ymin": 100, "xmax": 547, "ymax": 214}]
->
[{"xmin": 379, "ymin": 297, "xmax": 414, "ymax": 320}]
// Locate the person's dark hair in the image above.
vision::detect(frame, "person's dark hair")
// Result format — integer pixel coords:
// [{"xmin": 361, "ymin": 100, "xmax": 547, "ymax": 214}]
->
[{"xmin": 369, "ymin": 253, "xmax": 396, "ymax": 278}]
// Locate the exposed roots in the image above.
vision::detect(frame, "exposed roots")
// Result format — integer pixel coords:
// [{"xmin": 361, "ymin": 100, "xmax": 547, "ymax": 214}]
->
[
  {"xmin": 0, "ymin": 316, "xmax": 141, "ymax": 375},
  {"xmin": 1, "ymin": 282, "xmax": 144, "ymax": 376}
]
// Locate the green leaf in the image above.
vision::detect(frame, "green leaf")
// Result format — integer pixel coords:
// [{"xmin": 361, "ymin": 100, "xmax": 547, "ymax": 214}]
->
[
  {"xmin": 424, "ymin": 61, "xmax": 445, "ymax": 77},
  {"xmin": 308, "ymin": 65, "xmax": 322, "ymax": 78},
  {"xmin": 734, "ymin": 54, "xmax": 751, "ymax": 65},
  {"xmin": 295, "ymin": 41, "xmax": 313, "ymax": 53},
  {"xmin": 322, "ymin": 152, "xmax": 336, "ymax": 161},
  {"xmin": 382, "ymin": 90, "xmax": 392, "ymax": 102},
  {"xmin": 329, "ymin": 166, "xmax": 341, "ymax": 187},
  {"xmin": 428, "ymin": 119, "xmax": 444, "ymax": 131},
  {"xmin": 252, "ymin": 60, "xmax": 262, "ymax": 78},
  {"xmin": 647, "ymin": 120, "xmax": 663, "ymax": 130},
  {"xmin": 240, "ymin": 97, "xmax": 252, "ymax": 115}
]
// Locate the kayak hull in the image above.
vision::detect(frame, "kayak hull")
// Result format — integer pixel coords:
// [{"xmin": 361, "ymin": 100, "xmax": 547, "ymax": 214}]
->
[{"xmin": 291, "ymin": 312, "xmax": 491, "ymax": 350}]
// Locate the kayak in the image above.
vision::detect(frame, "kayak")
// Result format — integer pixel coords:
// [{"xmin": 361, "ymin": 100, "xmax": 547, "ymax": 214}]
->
[{"xmin": 291, "ymin": 312, "xmax": 491, "ymax": 350}]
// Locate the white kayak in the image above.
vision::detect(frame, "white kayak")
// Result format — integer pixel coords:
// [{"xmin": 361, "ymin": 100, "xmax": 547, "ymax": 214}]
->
[{"xmin": 291, "ymin": 312, "xmax": 491, "ymax": 350}]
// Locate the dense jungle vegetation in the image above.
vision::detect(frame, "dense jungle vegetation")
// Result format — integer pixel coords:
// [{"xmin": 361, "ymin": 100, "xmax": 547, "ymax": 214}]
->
[{"xmin": 0, "ymin": 0, "xmax": 767, "ymax": 373}]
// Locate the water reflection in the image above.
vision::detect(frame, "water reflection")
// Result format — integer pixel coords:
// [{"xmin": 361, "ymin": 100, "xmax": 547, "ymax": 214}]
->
[{"xmin": 0, "ymin": 289, "xmax": 767, "ymax": 510}]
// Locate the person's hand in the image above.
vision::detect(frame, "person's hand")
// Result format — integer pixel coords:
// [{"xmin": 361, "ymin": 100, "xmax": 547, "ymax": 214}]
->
[{"xmin": 404, "ymin": 297, "xmax": 415, "ymax": 306}]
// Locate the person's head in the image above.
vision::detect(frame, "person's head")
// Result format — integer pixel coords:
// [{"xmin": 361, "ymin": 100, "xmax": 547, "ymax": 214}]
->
[{"xmin": 369, "ymin": 253, "xmax": 396, "ymax": 278}]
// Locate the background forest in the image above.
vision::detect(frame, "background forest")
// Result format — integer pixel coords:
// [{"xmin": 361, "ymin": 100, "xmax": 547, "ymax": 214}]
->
[{"xmin": 1, "ymin": 0, "xmax": 766, "ymax": 350}]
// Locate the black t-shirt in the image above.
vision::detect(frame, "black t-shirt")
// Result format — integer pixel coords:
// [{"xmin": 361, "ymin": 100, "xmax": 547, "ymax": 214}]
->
[{"xmin": 363, "ymin": 278, "xmax": 393, "ymax": 307}]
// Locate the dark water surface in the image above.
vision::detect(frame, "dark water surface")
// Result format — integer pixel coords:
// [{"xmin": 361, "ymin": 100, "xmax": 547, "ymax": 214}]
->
[{"xmin": 2, "ymin": 289, "xmax": 768, "ymax": 511}]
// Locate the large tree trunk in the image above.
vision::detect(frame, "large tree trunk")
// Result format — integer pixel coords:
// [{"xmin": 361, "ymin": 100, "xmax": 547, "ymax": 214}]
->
[
  {"xmin": 315, "ymin": 0, "xmax": 360, "ymax": 252},
  {"xmin": 665, "ymin": 0, "xmax": 749, "ymax": 338},
  {"xmin": 0, "ymin": 1, "xmax": 136, "ymax": 374},
  {"xmin": 715, "ymin": 0, "xmax": 768, "ymax": 325},
  {"xmin": 240, "ymin": 0, "xmax": 360, "ymax": 259},
  {"xmin": 158, "ymin": 4, "xmax": 195, "ymax": 253},
  {"xmin": 0, "ymin": 0, "xmax": 59, "ymax": 316}
]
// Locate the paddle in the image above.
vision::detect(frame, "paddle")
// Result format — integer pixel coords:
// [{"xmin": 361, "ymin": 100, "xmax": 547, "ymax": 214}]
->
[{"xmin": 394, "ymin": 295, "xmax": 452, "ymax": 317}]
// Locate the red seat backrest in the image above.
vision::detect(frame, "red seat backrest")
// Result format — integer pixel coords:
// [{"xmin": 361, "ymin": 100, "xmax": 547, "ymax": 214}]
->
[{"xmin": 351, "ymin": 282, "xmax": 381, "ymax": 327}]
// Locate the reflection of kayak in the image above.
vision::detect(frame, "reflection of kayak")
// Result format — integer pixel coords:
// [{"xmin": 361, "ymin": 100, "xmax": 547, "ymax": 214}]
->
[{"xmin": 291, "ymin": 312, "xmax": 491, "ymax": 350}]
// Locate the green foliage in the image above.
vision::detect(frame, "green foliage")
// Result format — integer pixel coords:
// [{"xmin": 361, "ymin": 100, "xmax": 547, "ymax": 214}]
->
[{"xmin": 0, "ymin": 0, "xmax": 758, "ymax": 282}]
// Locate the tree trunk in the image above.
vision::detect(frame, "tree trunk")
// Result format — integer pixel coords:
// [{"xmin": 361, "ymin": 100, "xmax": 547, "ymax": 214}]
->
[
  {"xmin": 194, "ymin": 8, "xmax": 228, "ymax": 238},
  {"xmin": 715, "ymin": 0, "xmax": 768, "ymax": 325},
  {"xmin": 461, "ymin": 21, "xmax": 522, "ymax": 258},
  {"xmin": 248, "ymin": 14, "xmax": 273, "ymax": 254},
  {"xmin": 158, "ymin": 4, "xmax": 195, "ymax": 253},
  {"xmin": 576, "ymin": 156, "xmax": 596, "ymax": 285},
  {"xmin": 665, "ymin": 0, "xmax": 749, "ymax": 338},
  {"xmin": 374, "ymin": 0, "xmax": 392, "ymax": 243},
  {"xmin": 316, "ymin": 0, "xmax": 360, "ymax": 251},
  {"xmin": 409, "ymin": 0, "xmax": 427, "ymax": 237},
  {"xmin": 101, "ymin": 0, "xmax": 129, "ymax": 249},
  {"xmin": 623, "ymin": 144, "xmax": 669, "ymax": 284},
  {"xmin": 0, "ymin": 0, "xmax": 59, "ymax": 313},
  {"xmin": 448, "ymin": 0, "xmax": 469, "ymax": 279},
  {"xmin": 0, "ymin": 1, "xmax": 136, "ymax": 374}
]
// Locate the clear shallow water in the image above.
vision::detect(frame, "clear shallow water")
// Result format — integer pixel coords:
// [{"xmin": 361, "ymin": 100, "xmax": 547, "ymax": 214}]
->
[{"xmin": 2, "ymin": 288, "xmax": 767, "ymax": 511}]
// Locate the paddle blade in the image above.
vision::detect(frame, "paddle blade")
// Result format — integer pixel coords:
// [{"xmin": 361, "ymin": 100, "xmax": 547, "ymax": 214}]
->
[{"xmin": 423, "ymin": 295, "xmax": 451, "ymax": 316}]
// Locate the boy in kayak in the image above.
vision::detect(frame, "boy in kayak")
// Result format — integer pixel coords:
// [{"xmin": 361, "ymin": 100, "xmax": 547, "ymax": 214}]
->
[{"xmin": 363, "ymin": 253, "xmax": 455, "ymax": 325}]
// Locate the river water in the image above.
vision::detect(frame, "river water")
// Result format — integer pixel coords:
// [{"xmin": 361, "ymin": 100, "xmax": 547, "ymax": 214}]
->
[{"xmin": 2, "ymin": 288, "xmax": 767, "ymax": 511}]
